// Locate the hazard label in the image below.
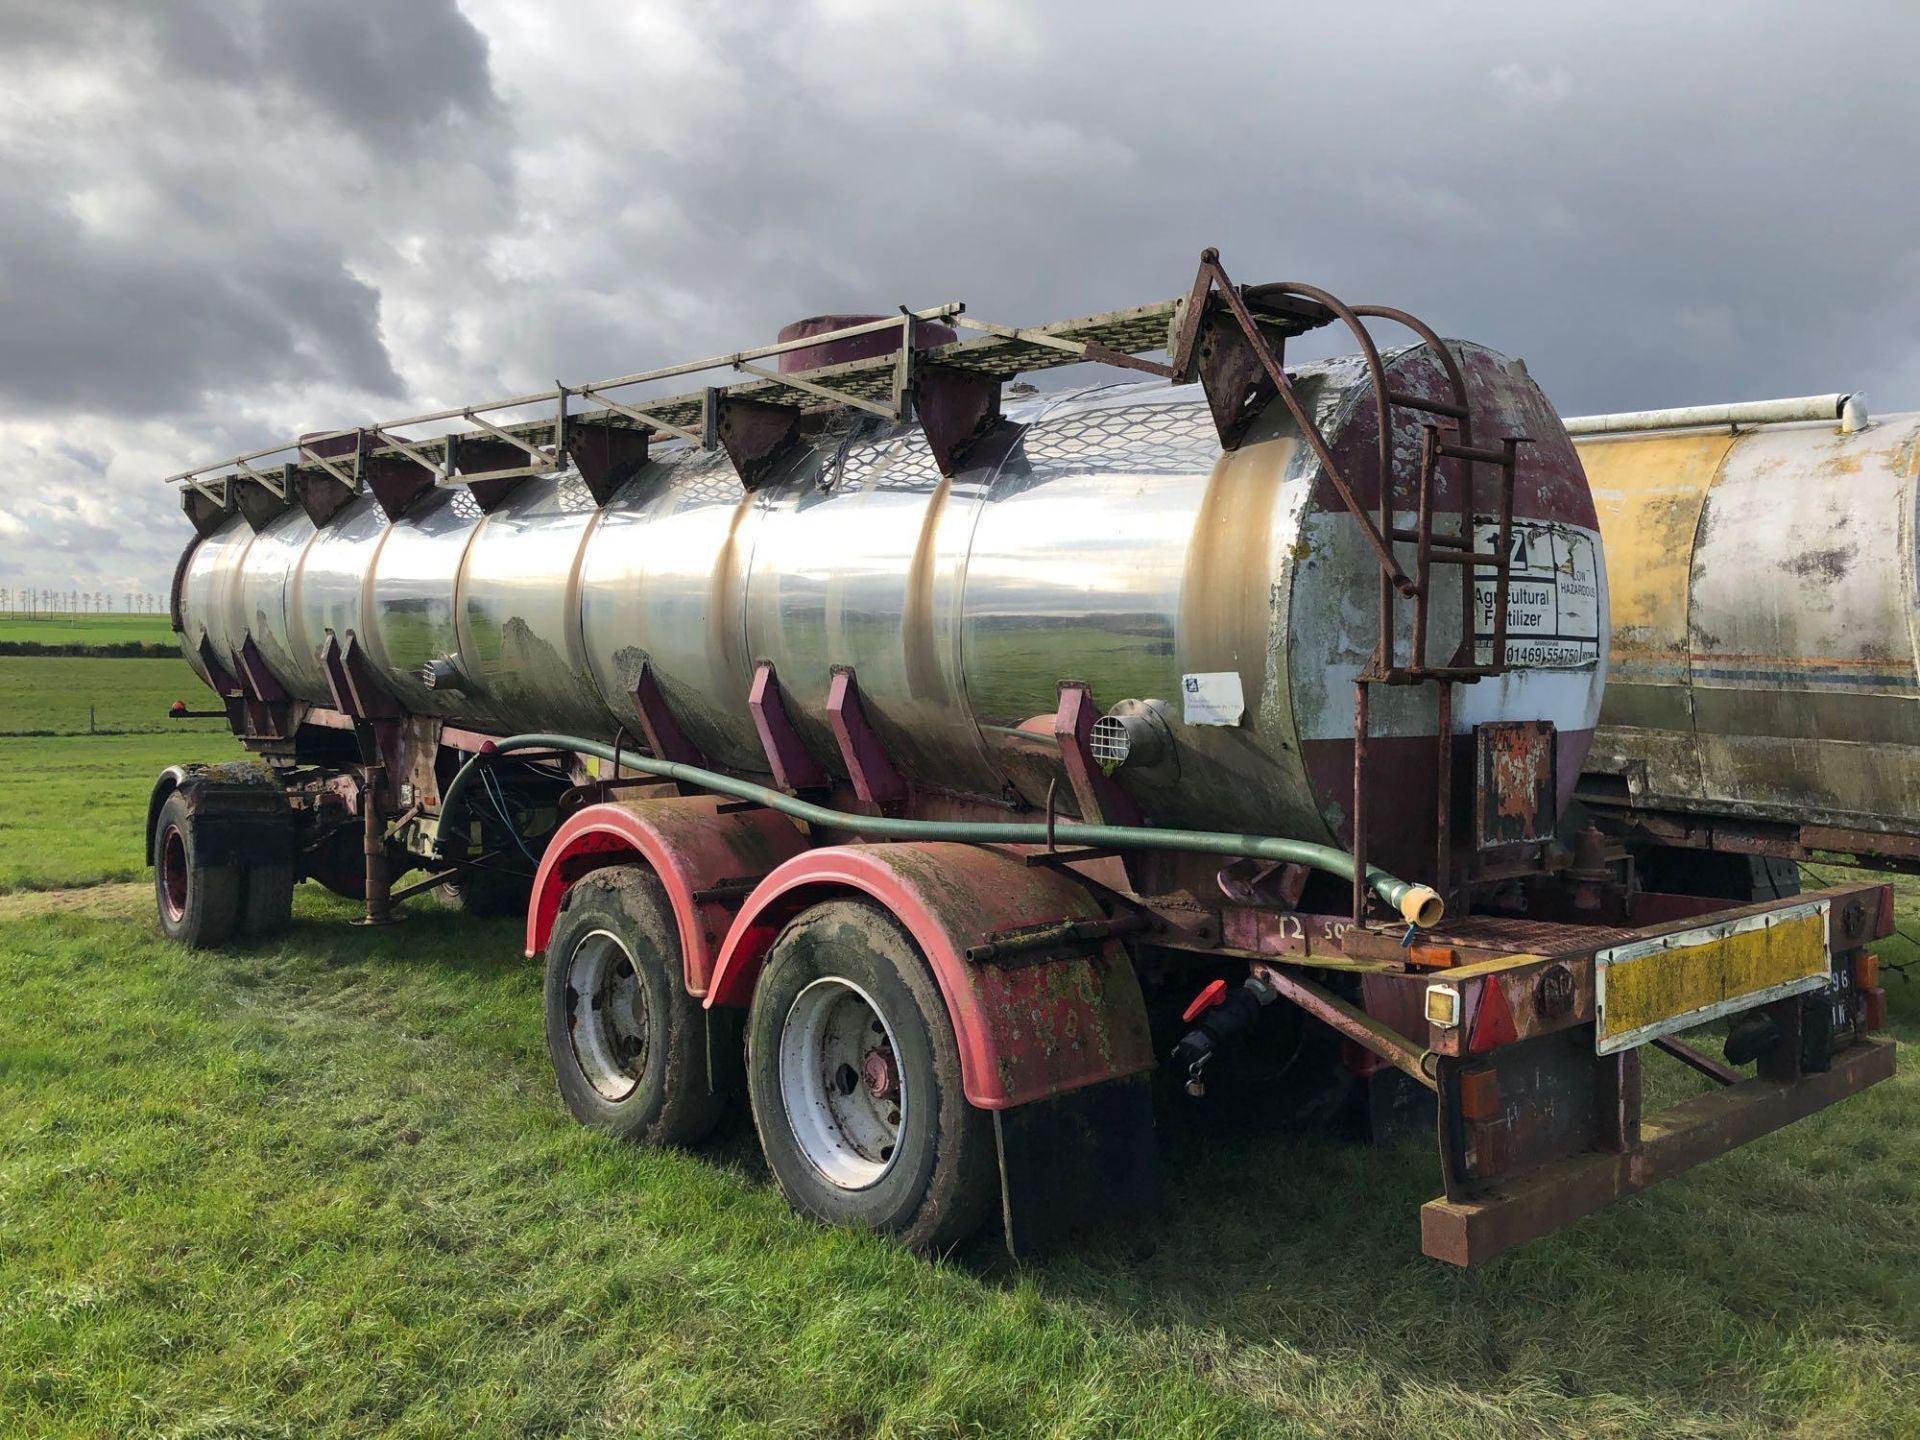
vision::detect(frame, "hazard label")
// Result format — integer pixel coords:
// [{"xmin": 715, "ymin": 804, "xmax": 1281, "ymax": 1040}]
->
[{"xmin": 1472, "ymin": 521, "xmax": 1601, "ymax": 669}]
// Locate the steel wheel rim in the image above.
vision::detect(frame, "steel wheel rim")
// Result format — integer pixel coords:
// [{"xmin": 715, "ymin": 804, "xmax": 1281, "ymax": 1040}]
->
[
  {"xmin": 564, "ymin": 928, "xmax": 648, "ymax": 1102},
  {"xmin": 777, "ymin": 976, "xmax": 905, "ymax": 1191},
  {"xmin": 161, "ymin": 825, "xmax": 188, "ymax": 923}
]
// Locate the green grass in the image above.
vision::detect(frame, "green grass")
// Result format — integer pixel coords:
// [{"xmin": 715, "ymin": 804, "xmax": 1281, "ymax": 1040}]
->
[
  {"xmin": 3, "ymin": 882, "xmax": 1918, "ymax": 1436},
  {"xmin": 5, "ymin": 655, "xmax": 1920, "ymax": 1434},
  {"xmin": 0, "ymin": 734, "xmax": 244, "ymax": 894},
  {"xmin": 0, "ymin": 655, "xmax": 228, "ymax": 737},
  {"xmin": 0, "ymin": 612, "xmax": 175, "ymax": 647}
]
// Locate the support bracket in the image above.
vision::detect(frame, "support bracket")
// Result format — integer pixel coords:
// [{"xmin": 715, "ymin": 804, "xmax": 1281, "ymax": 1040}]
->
[
  {"xmin": 631, "ymin": 660, "xmax": 706, "ymax": 767},
  {"xmin": 297, "ymin": 461, "xmax": 357, "ymax": 528},
  {"xmin": 915, "ymin": 364, "xmax": 1007, "ymax": 478},
  {"xmin": 568, "ymin": 422, "xmax": 653, "ymax": 505},
  {"xmin": 713, "ymin": 395, "xmax": 803, "ymax": 491},
  {"xmin": 446, "ymin": 433, "xmax": 533, "ymax": 512},
  {"xmin": 363, "ymin": 446, "xmax": 439, "ymax": 522},
  {"xmin": 1053, "ymin": 682, "xmax": 1141, "ymax": 827},
  {"xmin": 826, "ymin": 666, "xmax": 906, "ymax": 811},
  {"xmin": 321, "ymin": 631, "xmax": 402, "ymax": 720},
  {"xmin": 233, "ymin": 472, "xmax": 292, "ymax": 532},
  {"xmin": 749, "ymin": 661, "xmax": 829, "ymax": 792},
  {"xmin": 181, "ymin": 480, "xmax": 235, "ymax": 537}
]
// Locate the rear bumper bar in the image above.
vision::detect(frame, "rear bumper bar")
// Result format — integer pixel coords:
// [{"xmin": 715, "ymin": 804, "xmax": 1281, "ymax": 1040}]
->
[{"xmin": 1421, "ymin": 1036, "xmax": 1895, "ymax": 1266}]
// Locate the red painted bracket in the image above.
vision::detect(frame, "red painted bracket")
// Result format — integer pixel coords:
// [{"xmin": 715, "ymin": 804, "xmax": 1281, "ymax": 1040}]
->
[
  {"xmin": 295, "ymin": 432, "xmax": 361, "ymax": 527},
  {"xmin": 750, "ymin": 661, "xmax": 829, "ymax": 792},
  {"xmin": 321, "ymin": 632, "xmax": 402, "ymax": 721},
  {"xmin": 195, "ymin": 633, "xmax": 243, "ymax": 703},
  {"xmin": 631, "ymin": 660, "xmax": 706, "ymax": 767},
  {"xmin": 236, "ymin": 634, "xmax": 289, "ymax": 704},
  {"xmin": 826, "ymin": 666, "xmax": 906, "ymax": 811},
  {"xmin": 1054, "ymin": 682, "xmax": 1141, "ymax": 826},
  {"xmin": 297, "ymin": 461, "xmax": 357, "ymax": 528}
]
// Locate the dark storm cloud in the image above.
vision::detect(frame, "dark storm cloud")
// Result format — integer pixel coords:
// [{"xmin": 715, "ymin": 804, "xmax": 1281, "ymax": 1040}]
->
[
  {"xmin": 1, "ymin": 0, "xmax": 1917, "ymax": 598},
  {"xmin": 259, "ymin": 0, "xmax": 502, "ymax": 154},
  {"xmin": 0, "ymin": 173, "xmax": 401, "ymax": 415},
  {"xmin": 0, "ymin": 0, "xmax": 502, "ymax": 417}
]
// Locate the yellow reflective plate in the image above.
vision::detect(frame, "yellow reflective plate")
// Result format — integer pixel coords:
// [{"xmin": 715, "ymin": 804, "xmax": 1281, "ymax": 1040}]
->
[{"xmin": 1594, "ymin": 900, "xmax": 1831, "ymax": 1055}]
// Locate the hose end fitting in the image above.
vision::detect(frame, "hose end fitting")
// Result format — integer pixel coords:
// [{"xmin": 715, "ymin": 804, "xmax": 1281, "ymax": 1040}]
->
[{"xmin": 1399, "ymin": 885, "xmax": 1445, "ymax": 929}]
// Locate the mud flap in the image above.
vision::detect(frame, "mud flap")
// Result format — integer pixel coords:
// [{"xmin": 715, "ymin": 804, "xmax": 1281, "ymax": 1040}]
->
[{"xmin": 993, "ymin": 1072, "xmax": 1158, "ymax": 1259}]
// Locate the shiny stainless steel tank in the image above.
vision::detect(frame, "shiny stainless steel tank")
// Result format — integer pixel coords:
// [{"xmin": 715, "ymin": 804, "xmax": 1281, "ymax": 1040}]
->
[
  {"xmin": 1578, "ymin": 408, "xmax": 1920, "ymax": 833},
  {"xmin": 178, "ymin": 342, "xmax": 1605, "ymax": 873}
]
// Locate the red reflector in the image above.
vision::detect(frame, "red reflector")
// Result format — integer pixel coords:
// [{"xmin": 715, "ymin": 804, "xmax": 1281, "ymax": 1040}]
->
[
  {"xmin": 479, "ymin": 740, "xmax": 497, "ymax": 754},
  {"xmin": 1458, "ymin": 1065, "xmax": 1501, "ymax": 1121},
  {"xmin": 1469, "ymin": 978, "xmax": 1519, "ymax": 1052},
  {"xmin": 1182, "ymin": 979, "xmax": 1229, "ymax": 1024},
  {"xmin": 1873, "ymin": 885, "xmax": 1896, "ymax": 941},
  {"xmin": 1863, "ymin": 986, "xmax": 1887, "ymax": 1031}
]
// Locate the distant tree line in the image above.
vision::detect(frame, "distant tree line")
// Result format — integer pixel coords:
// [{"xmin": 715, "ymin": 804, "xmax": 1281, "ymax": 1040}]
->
[{"xmin": 0, "ymin": 587, "xmax": 166, "ymax": 617}]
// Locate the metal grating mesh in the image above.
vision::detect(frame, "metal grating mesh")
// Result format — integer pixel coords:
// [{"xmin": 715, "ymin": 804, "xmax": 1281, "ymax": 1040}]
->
[
  {"xmin": 1020, "ymin": 400, "xmax": 1220, "ymax": 478},
  {"xmin": 1089, "ymin": 715, "xmax": 1131, "ymax": 767}
]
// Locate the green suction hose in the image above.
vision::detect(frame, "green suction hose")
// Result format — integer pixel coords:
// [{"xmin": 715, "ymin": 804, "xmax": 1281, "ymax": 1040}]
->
[{"xmin": 435, "ymin": 732, "xmax": 1444, "ymax": 927}]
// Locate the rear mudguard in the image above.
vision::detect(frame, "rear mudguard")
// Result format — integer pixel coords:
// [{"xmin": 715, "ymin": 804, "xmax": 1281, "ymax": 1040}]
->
[
  {"xmin": 704, "ymin": 842, "xmax": 1155, "ymax": 1111},
  {"xmin": 525, "ymin": 796, "xmax": 809, "ymax": 995},
  {"xmin": 145, "ymin": 762, "xmax": 294, "ymax": 868}
]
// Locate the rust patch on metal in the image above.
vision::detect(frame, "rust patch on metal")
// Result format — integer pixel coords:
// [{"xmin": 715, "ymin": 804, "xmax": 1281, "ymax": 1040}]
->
[{"xmin": 1476, "ymin": 720, "xmax": 1556, "ymax": 848}]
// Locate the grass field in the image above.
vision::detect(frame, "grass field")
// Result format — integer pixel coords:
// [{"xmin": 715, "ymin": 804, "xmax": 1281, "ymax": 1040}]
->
[
  {"xmin": 0, "ymin": 612, "xmax": 176, "ymax": 647},
  {"xmin": 0, "ymin": 655, "xmax": 230, "ymax": 737},
  {"xmin": 4, "ymin": 659, "xmax": 1920, "ymax": 1435}
]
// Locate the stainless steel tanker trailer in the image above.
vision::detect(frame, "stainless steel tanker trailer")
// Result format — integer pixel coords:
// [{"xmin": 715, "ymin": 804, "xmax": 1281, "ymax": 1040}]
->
[
  {"xmin": 1571, "ymin": 396, "xmax": 1920, "ymax": 895},
  {"xmin": 150, "ymin": 251, "xmax": 1895, "ymax": 1265}
]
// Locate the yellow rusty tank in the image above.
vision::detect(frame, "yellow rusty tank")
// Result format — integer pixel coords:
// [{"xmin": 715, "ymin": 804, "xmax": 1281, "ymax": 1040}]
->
[{"xmin": 1569, "ymin": 395, "xmax": 1920, "ymax": 839}]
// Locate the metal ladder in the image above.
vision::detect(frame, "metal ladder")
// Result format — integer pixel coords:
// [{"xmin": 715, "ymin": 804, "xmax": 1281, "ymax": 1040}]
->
[{"xmin": 1168, "ymin": 250, "xmax": 1525, "ymax": 922}]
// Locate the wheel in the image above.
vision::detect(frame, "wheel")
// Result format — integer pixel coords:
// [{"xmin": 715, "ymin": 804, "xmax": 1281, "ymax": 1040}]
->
[
  {"xmin": 238, "ymin": 863, "xmax": 295, "ymax": 940},
  {"xmin": 152, "ymin": 790, "xmax": 240, "ymax": 948},
  {"xmin": 745, "ymin": 899, "xmax": 995, "ymax": 1252},
  {"xmin": 306, "ymin": 823, "xmax": 367, "ymax": 900},
  {"xmin": 542, "ymin": 866, "xmax": 725, "ymax": 1146},
  {"xmin": 437, "ymin": 867, "xmax": 533, "ymax": 919}
]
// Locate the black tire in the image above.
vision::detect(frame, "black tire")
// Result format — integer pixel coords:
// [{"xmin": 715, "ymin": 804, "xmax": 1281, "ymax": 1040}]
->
[
  {"xmin": 152, "ymin": 789, "xmax": 240, "ymax": 949},
  {"xmin": 437, "ymin": 867, "xmax": 533, "ymax": 919},
  {"xmin": 238, "ymin": 863, "xmax": 295, "ymax": 940},
  {"xmin": 745, "ymin": 899, "xmax": 995, "ymax": 1253},
  {"xmin": 306, "ymin": 824, "xmax": 368, "ymax": 901},
  {"xmin": 543, "ymin": 866, "xmax": 725, "ymax": 1146}
]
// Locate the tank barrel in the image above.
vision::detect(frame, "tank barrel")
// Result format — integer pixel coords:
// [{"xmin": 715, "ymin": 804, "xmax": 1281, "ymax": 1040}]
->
[{"xmin": 170, "ymin": 270, "xmax": 1605, "ymax": 897}]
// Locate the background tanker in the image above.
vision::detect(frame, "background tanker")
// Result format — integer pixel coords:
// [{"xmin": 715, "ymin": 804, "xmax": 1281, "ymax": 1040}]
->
[
  {"xmin": 1570, "ymin": 396, "xmax": 1920, "ymax": 881},
  {"xmin": 146, "ymin": 253, "xmax": 1896, "ymax": 1265}
]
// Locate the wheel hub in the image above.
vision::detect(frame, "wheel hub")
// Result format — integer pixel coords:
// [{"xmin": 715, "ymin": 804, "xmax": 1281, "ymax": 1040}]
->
[
  {"xmin": 160, "ymin": 824, "xmax": 188, "ymax": 923},
  {"xmin": 564, "ymin": 929, "xmax": 649, "ymax": 1102},
  {"xmin": 777, "ymin": 977, "xmax": 906, "ymax": 1191},
  {"xmin": 861, "ymin": 1048, "xmax": 898, "ymax": 1100}
]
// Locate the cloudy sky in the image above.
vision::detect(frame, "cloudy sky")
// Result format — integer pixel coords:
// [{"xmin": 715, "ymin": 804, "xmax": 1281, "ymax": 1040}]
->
[{"xmin": 2, "ymin": 0, "xmax": 1916, "ymax": 603}]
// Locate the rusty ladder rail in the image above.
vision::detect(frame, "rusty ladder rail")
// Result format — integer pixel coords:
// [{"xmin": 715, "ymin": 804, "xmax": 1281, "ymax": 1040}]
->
[{"xmin": 1174, "ymin": 252, "xmax": 1527, "ymax": 926}]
